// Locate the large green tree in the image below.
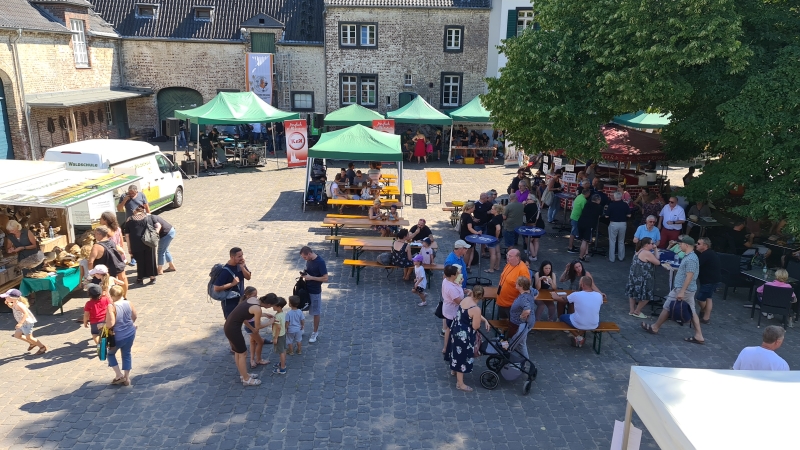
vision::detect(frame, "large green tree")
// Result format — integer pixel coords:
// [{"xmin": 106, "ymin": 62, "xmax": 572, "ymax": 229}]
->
[{"xmin": 484, "ymin": 0, "xmax": 800, "ymax": 232}]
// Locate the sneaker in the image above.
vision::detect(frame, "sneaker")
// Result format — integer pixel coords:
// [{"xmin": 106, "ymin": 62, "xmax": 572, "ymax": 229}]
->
[
  {"xmin": 297, "ymin": 349, "xmax": 302, "ymax": 355},
  {"xmin": 767, "ymin": 313, "xmax": 774, "ymax": 320},
  {"xmin": 567, "ymin": 247, "xmax": 579, "ymax": 254},
  {"xmin": 287, "ymin": 348, "xmax": 294, "ymax": 355},
  {"xmin": 529, "ymin": 256, "xmax": 537, "ymax": 262},
  {"xmin": 576, "ymin": 336, "xmax": 585, "ymax": 348},
  {"xmin": 309, "ymin": 332, "xmax": 319, "ymax": 343},
  {"xmin": 440, "ymin": 329, "xmax": 446, "ymax": 337},
  {"xmin": 128, "ymin": 258, "xmax": 137, "ymax": 267},
  {"xmin": 273, "ymin": 367, "xmax": 287, "ymax": 375}
]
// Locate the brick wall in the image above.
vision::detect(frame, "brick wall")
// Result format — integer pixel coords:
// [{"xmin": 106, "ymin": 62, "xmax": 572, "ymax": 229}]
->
[
  {"xmin": 0, "ymin": 29, "xmax": 120, "ymax": 159},
  {"xmin": 276, "ymin": 44, "xmax": 326, "ymax": 114},
  {"xmin": 324, "ymin": 7, "xmax": 489, "ymax": 114}
]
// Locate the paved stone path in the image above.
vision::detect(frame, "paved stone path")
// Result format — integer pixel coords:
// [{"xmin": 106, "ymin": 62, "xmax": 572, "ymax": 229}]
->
[{"xmin": 0, "ymin": 158, "xmax": 796, "ymax": 449}]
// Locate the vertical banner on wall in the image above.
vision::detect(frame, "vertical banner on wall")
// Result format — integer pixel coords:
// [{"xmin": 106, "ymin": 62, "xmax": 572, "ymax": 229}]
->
[
  {"xmin": 245, "ymin": 53, "xmax": 273, "ymax": 105},
  {"xmin": 372, "ymin": 119, "xmax": 395, "ymax": 134},
  {"xmin": 285, "ymin": 119, "xmax": 308, "ymax": 168}
]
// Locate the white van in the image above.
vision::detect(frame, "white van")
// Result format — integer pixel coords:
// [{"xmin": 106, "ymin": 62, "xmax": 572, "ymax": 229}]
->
[{"xmin": 44, "ymin": 139, "xmax": 184, "ymax": 211}]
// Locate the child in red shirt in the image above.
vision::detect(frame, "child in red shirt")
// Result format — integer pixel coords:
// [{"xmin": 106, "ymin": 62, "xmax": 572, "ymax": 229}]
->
[{"xmin": 83, "ymin": 284, "xmax": 111, "ymax": 344}]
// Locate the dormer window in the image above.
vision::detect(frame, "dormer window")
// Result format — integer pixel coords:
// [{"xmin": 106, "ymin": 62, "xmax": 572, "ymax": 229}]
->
[
  {"xmin": 135, "ymin": 4, "xmax": 158, "ymax": 19},
  {"xmin": 194, "ymin": 7, "xmax": 213, "ymax": 22}
]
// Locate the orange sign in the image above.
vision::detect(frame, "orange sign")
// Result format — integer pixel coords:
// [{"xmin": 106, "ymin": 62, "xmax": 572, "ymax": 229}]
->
[
  {"xmin": 284, "ymin": 119, "xmax": 308, "ymax": 168},
  {"xmin": 372, "ymin": 119, "xmax": 395, "ymax": 134}
]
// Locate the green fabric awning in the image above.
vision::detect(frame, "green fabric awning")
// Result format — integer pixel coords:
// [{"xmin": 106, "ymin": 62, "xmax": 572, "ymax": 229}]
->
[
  {"xmin": 386, "ymin": 96, "xmax": 452, "ymax": 125},
  {"xmin": 309, "ymin": 124, "xmax": 402, "ymax": 161},
  {"xmin": 449, "ymin": 96, "xmax": 492, "ymax": 123},
  {"xmin": 174, "ymin": 91, "xmax": 299, "ymax": 125},
  {"xmin": 612, "ymin": 111, "xmax": 671, "ymax": 129},
  {"xmin": 324, "ymin": 104, "xmax": 385, "ymax": 127}
]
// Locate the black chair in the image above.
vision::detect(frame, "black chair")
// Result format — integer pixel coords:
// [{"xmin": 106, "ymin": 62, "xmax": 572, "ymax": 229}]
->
[
  {"xmin": 718, "ymin": 252, "xmax": 753, "ymax": 300},
  {"xmin": 757, "ymin": 285, "xmax": 795, "ymax": 328},
  {"xmin": 786, "ymin": 261, "xmax": 800, "ymax": 319}
]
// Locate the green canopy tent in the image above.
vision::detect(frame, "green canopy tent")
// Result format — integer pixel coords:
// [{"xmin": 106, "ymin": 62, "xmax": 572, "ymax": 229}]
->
[
  {"xmin": 386, "ymin": 95, "xmax": 452, "ymax": 166},
  {"xmin": 323, "ymin": 104, "xmax": 385, "ymax": 127},
  {"xmin": 305, "ymin": 124, "xmax": 403, "ymax": 212},
  {"xmin": 174, "ymin": 91, "xmax": 299, "ymax": 171},
  {"xmin": 448, "ymin": 96, "xmax": 494, "ymax": 165},
  {"xmin": 612, "ymin": 111, "xmax": 671, "ymax": 129}
]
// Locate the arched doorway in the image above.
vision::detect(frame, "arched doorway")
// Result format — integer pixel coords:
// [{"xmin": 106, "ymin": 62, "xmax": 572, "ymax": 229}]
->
[
  {"xmin": 157, "ymin": 87, "xmax": 203, "ymax": 139},
  {"xmin": 0, "ymin": 78, "xmax": 14, "ymax": 159}
]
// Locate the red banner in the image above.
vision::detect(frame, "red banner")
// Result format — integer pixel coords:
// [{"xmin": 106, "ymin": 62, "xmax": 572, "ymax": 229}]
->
[
  {"xmin": 285, "ymin": 119, "xmax": 308, "ymax": 168},
  {"xmin": 372, "ymin": 119, "xmax": 395, "ymax": 134}
]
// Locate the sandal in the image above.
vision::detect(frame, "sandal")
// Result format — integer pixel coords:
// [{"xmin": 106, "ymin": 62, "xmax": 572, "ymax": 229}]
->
[
  {"xmin": 700, "ymin": 318, "xmax": 711, "ymax": 324},
  {"xmin": 250, "ymin": 360, "xmax": 258, "ymax": 369},
  {"xmin": 242, "ymin": 377, "xmax": 262, "ymax": 386},
  {"xmin": 35, "ymin": 346, "xmax": 47, "ymax": 355},
  {"xmin": 111, "ymin": 377, "xmax": 125, "ymax": 385},
  {"xmin": 256, "ymin": 360, "xmax": 270, "ymax": 365},
  {"xmin": 684, "ymin": 337, "xmax": 705, "ymax": 345},
  {"xmin": 629, "ymin": 312, "xmax": 648, "ymax": 319},
  {"xmin": 417, "ymin": 302, "xmax": 427, "ymax": 307},
  {"xmin": 484, "ymin": 269, "xmax": 495, "ymax": 273},
  {"xmin": 640, "ymin": 323, "xmax": 658, "ymax": 335},
  {"xmin": 122, "ymin": 378, "xmax": 132, "ymax": 386},
  {"xmin": 456, "ymin": 384, "xmax": 474, "ymax": 392},
  {"xmin": 27, "ymin": 344, "xmax": 36, "ymax": 351}
]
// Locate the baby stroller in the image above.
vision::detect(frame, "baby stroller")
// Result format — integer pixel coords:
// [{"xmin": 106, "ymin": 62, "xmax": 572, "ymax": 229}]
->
[{"xmin": 478, "ymin": 320, "xmax": 537, "ymax": 395}]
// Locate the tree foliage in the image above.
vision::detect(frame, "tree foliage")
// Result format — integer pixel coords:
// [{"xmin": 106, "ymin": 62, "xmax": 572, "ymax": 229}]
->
[{"xmin": 483, "ymin": 0, "xmax": 800, "ymax": 232}]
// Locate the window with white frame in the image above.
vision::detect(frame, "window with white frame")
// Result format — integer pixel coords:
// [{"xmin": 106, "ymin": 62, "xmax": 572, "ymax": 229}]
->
[
  {"xmin": 341, "ymin": 76, "xmax": 357, "ymax": 105},
  {"xmin": 340, "ymin": 24, "xmax": 356, "ymax": 46},
  {"xmin": 70, "ymin": 19, "xmax": 89, "ymax": 67},
  {"xmin": 441, "ymin": 74, "xmax": 461, "ymax": 107},
  {"xmin": 360, "ymin": 76, "xmax": 376, "ymax": 106},
  {"xmin": 195, "ymin": 7, "xmax": 213, "ymax": 21},
  {"xmin": 404, "ymin": 73, "xmax": 413, "ymax": 87},
  {"xmin": 445, "ymin": 27, "xmax": 462, "ymax": 51},
  {"xmin": 135, "ymin": 4, "xmax": 158, "ymax": 18},
  {"xmin": 517, "ymin": 10, "xmax": 534, "ymax": 36},
  {"xmin": 360, "ymin": 24, "xmax": 376, "ymax": 47},
  {"xmin": 291, "ymin": 92, "xmax": 314, "ymax": 111}
]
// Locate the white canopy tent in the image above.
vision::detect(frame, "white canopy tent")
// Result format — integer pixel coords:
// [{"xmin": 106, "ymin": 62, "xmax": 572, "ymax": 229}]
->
[{"xmin": 623, "ymin": 366, "xmax": 800, "ymax": 449}]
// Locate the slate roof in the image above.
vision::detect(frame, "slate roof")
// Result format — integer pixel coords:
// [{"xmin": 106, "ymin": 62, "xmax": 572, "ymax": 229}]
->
[
  {"xmin": 324, "ymin": 0, "xmax": 491, "ymax": 8},
  {"xmin": 0, "ymin": 0, "xmax": 69, "ymax": 32},
  {"xmin": 30, "ymin": 0, "xmax": 93, "ymax": 6},
  {"xmin": 88, "ymin": 0, "xmax": 324, "ymax": 43}
]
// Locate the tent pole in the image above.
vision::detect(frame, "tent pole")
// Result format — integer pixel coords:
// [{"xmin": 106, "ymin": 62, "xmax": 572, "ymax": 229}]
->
[
  {"xmin": 303, "ymin": 159, "xmax": 311, "ymax": 212},
  {"xmin": 272, "ymin": 124, "xmax": 278, "ymax": 168},
  {"xmin": 196, "ymin": 122, "xmax": 200, "ymax": 175},
  {"xmin": 448, "ymin": 124, "xmax": 453, "ymax": 166},
  {"xmin": 621, "ymin": 401, "xmax": 633, "ymax": 450},
  {"xmin": 398, "ymin": 161, "xmax": 404, "ymax": 216}
]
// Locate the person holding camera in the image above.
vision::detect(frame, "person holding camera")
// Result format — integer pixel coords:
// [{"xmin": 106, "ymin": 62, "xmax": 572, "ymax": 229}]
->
[
  {"xmin": 213, "ymin": 247, "xmax": 252, "ymax": 320},
  {"xmin": 300, "ymin": 246, "xmax": 328, "ymax": 343}
]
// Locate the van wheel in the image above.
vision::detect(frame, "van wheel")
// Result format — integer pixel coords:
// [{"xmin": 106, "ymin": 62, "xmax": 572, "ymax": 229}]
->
[{"xmin": 172, "ymin": 187, "xmax": 184, "ymax": 208}]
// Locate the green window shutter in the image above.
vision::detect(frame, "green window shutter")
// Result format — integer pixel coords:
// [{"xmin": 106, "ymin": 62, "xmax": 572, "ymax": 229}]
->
[
  {"xmin": 506, "ymin": 10, "xmax": 518, "ymax": 38},
  {"xmin": 251, "ymin": 33, "xmax": 276, "ymax": 53}
]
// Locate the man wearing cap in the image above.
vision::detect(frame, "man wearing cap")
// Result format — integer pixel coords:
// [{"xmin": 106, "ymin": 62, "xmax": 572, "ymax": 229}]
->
[
  {"xmin": 445, "ymin": 240, "xmax": 470, "ymax": 289},
  {"xmin": 496, "ymin": 248, "xmax": 531, "ymax": 319},
  {"xmin": 641, "ymin": 236, "xmax": 706, "ymax": 344}
]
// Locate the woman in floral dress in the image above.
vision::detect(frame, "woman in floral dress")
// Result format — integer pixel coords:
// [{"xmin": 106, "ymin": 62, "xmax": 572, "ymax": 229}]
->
[
  {"xmin": 448, "ymin": 286, "xmax": 490, "ymax": 392},
  {"xmin": 625, "ymin": 237, "xmax": 662, "ymax": 318}
]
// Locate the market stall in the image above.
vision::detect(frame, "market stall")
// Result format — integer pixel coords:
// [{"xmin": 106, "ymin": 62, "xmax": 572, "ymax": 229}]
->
[
  {"xmin": 174, "ymin": 92, "xmax": 299, "ymax": 171},
  {"xmin": 324, "ymin": 104, "xmax": 385, "ymax": 128},
  {"xmin": 448, "ymin": 96, "xmax": 495, "ymax": 165},
  {"xmin": 305, "ymin": 124, "xmax": 403, "ymax": 212},
  {"xmin": 386, "ymin": 96, "xmax": 452, "ymax": 161},
  {"xmin": 612, "ymin": 110, "xmax": 671, "ymax": 130},
  {"xmin": 622, "ymin": 366, "xmax": 799, "ymax": 449}
]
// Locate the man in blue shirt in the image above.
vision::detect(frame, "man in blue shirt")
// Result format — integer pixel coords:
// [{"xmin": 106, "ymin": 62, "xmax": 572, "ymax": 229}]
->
[
  {"xmin": 301, "ymin": 246, "xmax": 328, "ymax": 343},
  {"xmin": 444, "ymin": 240, "xmax": 470, "ymax": 289},
  {"xmin": 213, "ymin": 247, "xmax": 252, "ymax": 320},
  {"xmin": 633, "ymin": 215, "xmax": 661, "ymax": 247}
]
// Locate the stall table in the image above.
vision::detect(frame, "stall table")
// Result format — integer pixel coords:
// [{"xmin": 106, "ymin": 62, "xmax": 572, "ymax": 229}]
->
[
  {"xmin": 20, "ymin": 266, "xmax": 81, "ymax": 315},
  {"xmin": 686, "ymin": 217, "xmax": 725, "ymax": 238},
  {"xmin": 451, "ymin": 146, "xmax": 498, "ymax": 159}
]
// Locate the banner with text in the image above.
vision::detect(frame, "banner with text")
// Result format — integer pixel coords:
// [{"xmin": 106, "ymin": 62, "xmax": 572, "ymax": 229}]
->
[
  {"xmin": 285, "ymin": 119, "xmax": 308, "ymax": 168},
  {"xmin": 245, "ymin": 53, "xmax": 274, "ymax": 105},
  {"xmin": 372, "ymin": 119, "xmax": 395, "ymax": 134}
]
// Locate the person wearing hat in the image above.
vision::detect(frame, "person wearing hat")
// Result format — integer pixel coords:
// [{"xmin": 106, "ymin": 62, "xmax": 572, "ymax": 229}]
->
[
  {"xmin": 82, "ymin": 284, "xmax": 111, "ymax": 345},
  {"xmin": 445, "ymin": 240, "xmax": 471, "ymax": 289},
  {"xmin": 411, "ymin": 254, "xmax": 428, "ymax": 306},
  {"xmin": 641, "ymin": 236, "xmax": 706, "ymax": 344},
  {"xmin": 87, "ymin": 264, "xmax": 124, "ymax": 297},
  {"xmin": 3, "ymin": 289, "xmax": 46, "ymax": 355}
]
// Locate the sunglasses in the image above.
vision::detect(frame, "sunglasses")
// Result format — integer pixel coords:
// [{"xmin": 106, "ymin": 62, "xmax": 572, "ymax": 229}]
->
[{"xmin": 669, "ymin": 201, "xmax": 676, "ymax": 204}]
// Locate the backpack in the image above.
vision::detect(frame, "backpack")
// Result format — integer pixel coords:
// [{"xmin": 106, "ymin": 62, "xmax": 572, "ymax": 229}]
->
[
  {"xmin": 98, "ymin": 240, "xmax": 126, "ymax": 275},
  {"xmin": 377, "ymin": 252, "xmax": 392, "ymax": 266},
  {"xmin": 668, "ymin": 300, "xmax": 692, "ymax": 325},
  {"xmin": 292, "ymin": 277, "xmax": 311, "ymax": 311},
  {"xmin": 208, "ymin": 264, "xmax": 236, "ymax": 301}
]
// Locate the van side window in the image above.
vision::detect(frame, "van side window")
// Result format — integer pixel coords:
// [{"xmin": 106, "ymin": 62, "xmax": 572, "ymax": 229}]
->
[{"xmin": 155, "ymin": 155, "xmax": 173, "ymax": 173}]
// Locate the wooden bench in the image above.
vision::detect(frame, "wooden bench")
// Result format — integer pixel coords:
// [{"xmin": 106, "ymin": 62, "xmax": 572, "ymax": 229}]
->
[
  {"xmin": 442, "ymin": 207, "xmax": 459, "ymax": 227},
  {"xmin": 403, "ymin": 180, "xmax": 413, "ymax": 206},
  {"xmin": 343, "ymin": 259, "xmax": 445, "ymax": 285},
  {"xmin": 488, "ymin": 319, "xmax": 620, "ymax": 355},
  {"xmin": 326, "ymin": 214, "xmax": 368, "ymax": 219}
]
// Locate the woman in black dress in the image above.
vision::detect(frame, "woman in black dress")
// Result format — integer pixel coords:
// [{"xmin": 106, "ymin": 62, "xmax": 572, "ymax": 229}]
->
[
  {"xmin": 448, "ymin": 286, "xmax": 490, "ymax": 392},
  {"xmin": 224, "ymin": 293, "xmax": 277, "ymax": 386},
  {"xmin": 391, "ymin": 229, "xmax": 414, "ymax": 280},
  {"xmin": 122, "ymin": 207, "xmax": 158, "ymax": 284}
]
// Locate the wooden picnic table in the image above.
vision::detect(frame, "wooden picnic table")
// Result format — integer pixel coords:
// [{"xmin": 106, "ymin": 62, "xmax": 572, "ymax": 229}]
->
[
  {"xmin": 326, "ymin": 198, "xmax": 401, "ymax": 208},
  {"xmin": 322, "ymin": 217, "xmax": 409, "ymax": 236},
  {"xmin": 339, "ymin": 237, "xmax": 438, "ymax": 275},
  {"xmin": 480, "ymin": 288, "xmax": 605, "ymax": 317},
  {"xmin": 427, "ymin": 171, "xmax": 443, "ymax": 204},
  {"xmin": 381, "ymin": 186, "xmax": 400, "ymax": 197},
  {"xmin": 445, "ymin": 201, "xmax": 464, "ymax": 214}
]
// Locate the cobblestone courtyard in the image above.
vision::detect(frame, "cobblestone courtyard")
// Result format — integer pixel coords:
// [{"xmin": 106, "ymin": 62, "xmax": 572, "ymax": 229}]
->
[{"xmin": 1, "ymin": 159, "xmax": 795, "ymax": 449}]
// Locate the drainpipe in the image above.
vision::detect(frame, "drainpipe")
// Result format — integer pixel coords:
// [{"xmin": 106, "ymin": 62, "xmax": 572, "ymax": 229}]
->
[{"xmin": 10, "ymin": 29, "xmax": 37, "ymax": 160}]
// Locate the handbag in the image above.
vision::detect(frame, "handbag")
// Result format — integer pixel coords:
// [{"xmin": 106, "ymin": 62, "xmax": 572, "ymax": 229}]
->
[
  {"xmin": 434, "ymin": 300, "xmax": 445, "ymax": 319},
  {"xmin": 541, "ymin": 188, "xmax": 554, "ymax": 206},
  {"xmin": 141, "ymin": 217, "xmax": 159, "ymax": 248},
  {"xmin": 98, "ymin": 326, "xmax": 111, "ymax": 360}
]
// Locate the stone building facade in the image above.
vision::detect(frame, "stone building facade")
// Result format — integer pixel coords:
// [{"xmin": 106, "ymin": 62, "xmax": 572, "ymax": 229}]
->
[{"xmin": 323, "ymin": 0, "xmax": 490, "ymax": 114}]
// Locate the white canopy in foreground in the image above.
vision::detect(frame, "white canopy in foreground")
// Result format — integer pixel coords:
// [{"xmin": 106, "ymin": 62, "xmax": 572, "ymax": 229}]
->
[{"xmin": 624, "ymin": 366, "xmax": 800, "ymax": 449}]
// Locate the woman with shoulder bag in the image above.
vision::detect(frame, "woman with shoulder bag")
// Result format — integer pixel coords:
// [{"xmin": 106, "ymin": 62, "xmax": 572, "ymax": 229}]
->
[
  {"xmin": 88, "ymin": 226, "xmax": 129, "ymax": 297},
  {"xmin": 122, "ymin": 206, "xmax": 158, "ymax": 284},
  {"xmin": 105, "ymin": 285, "xmax": 137, "ymax": 386},
  {"xmin": 150, "ymin": 213, "xmax": 176, "ymax": 275}
]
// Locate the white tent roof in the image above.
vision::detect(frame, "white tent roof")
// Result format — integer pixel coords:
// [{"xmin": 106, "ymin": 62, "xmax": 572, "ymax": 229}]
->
[{"xmin": 627, "ymin": 366, "xmax": 800, "ymax": 449}]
